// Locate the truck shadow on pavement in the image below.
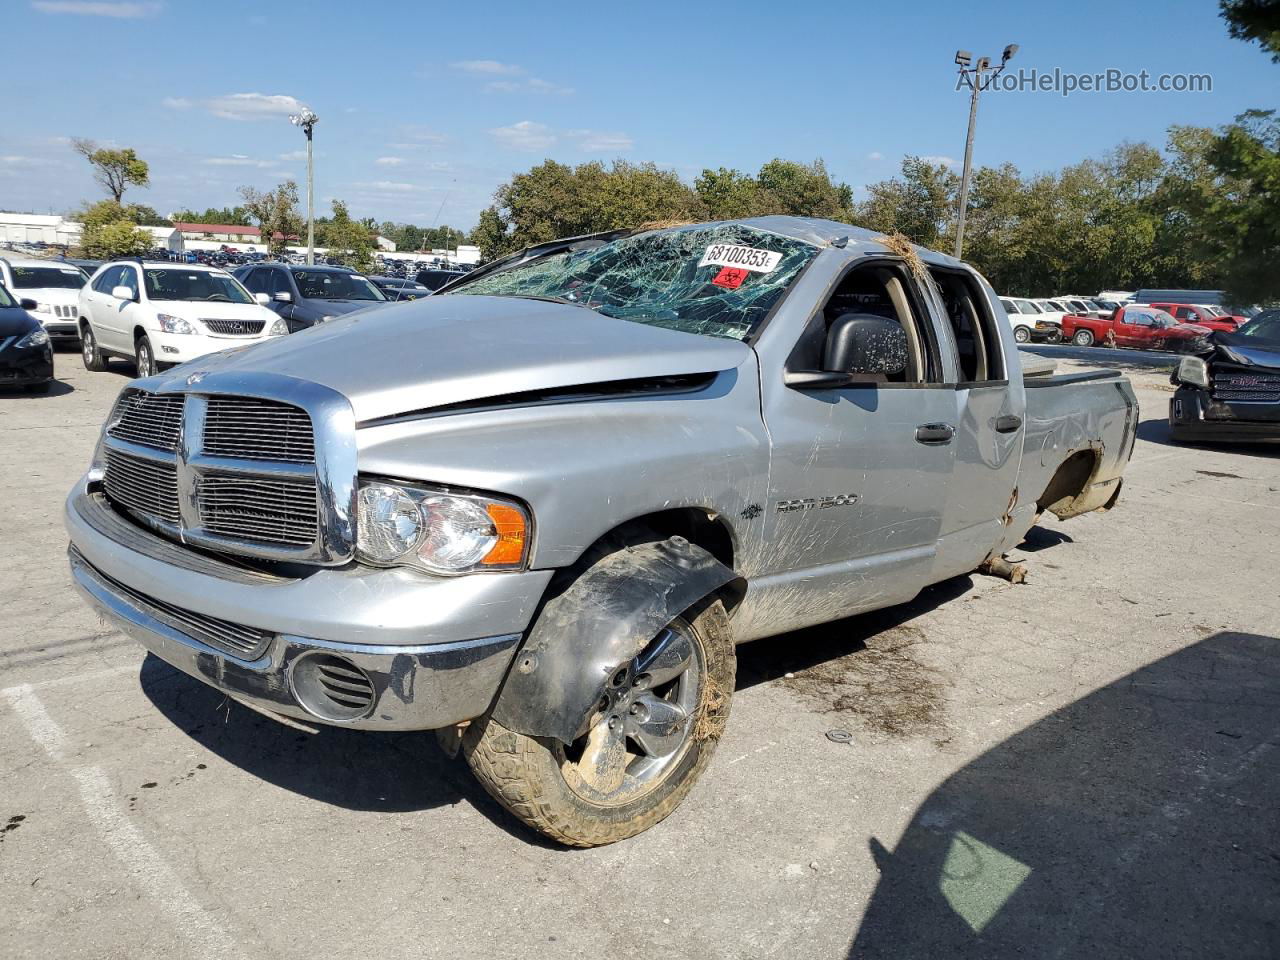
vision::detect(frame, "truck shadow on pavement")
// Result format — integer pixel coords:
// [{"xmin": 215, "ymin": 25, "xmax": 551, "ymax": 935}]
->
[{"xmin": 846, "ymin": 630, "xmax": 1280, "ymax": 959}]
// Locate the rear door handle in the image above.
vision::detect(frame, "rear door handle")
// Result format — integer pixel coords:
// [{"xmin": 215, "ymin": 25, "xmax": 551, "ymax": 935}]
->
[
  {"xmin": 995, "ymin": 415, "xmax": 1022, "ymax": 433},
  {"xmin": 915, "ymin": 423, "xmax": 955, "ymax": 445}
]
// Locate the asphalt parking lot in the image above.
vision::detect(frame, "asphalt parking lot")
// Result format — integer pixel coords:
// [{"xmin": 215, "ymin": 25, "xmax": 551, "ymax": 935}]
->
[{"xmin": 2, "ymin": 349, "xmax": 1277, "ymax": 960}]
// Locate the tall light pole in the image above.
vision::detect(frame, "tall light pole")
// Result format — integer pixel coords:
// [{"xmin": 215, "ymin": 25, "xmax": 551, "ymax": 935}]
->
[
  {"xmin": 952, "ymin": 44, "xmax": 1017, "ymax": 260},
  {"xmin": 289, "ymin": 108, "xmax": 319, "ymax": 265}
]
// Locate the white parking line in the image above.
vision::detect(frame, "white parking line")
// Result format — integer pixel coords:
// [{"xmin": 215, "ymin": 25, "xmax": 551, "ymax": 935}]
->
[
  {"xmin": 0, "ymin": 663, "xmax": 137, "ymax": 697},
  {"xmin": 3, "ymin": 684, "xmax": 247, "ymax": 960}
]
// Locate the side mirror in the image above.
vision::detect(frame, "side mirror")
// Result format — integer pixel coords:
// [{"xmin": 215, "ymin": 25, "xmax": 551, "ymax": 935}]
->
[
  {"xmin": 824, "ymin": 313, "xmax": 909, "ymax": 376},
  {"xmin": 19, "ymin": 298, "xmax": 37, "ymax": 311},
  {"xmin": 111, "ymin": 285, "xmax": 134, "ymax": 302},
  {"xmin": 273, "ymin": 291, "xmax": 293, "ymax": 303},
  {"xmin": 253, "ymin": 292, "xmax": 270, "ymax": 306}
]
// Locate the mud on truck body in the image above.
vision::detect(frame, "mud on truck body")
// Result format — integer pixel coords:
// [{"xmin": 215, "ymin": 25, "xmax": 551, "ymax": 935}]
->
[{"xmin": 66, "ymin": 217, "xmax": 1137, "ymax": 846}]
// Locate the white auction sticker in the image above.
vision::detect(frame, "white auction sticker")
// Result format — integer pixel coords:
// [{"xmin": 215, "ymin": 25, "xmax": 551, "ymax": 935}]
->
[{"xmin": 698, "ymin": 243, "xmax": 782, "ymax": 273}]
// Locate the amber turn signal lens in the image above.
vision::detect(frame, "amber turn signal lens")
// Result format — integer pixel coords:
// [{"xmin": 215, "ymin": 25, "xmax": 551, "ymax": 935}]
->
[{"xmin": 482, "ymin": 503, "xmax": 527, "ymax": 566}]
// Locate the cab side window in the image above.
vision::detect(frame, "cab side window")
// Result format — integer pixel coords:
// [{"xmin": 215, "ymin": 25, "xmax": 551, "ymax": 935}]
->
[
  {"xmin": 787, "ymin": 262, "xmax": 942, "ymax": 385},
  {"xmin": 930, "ymin": 269, "xmax": 1006, "ymax": 384},
  {"xmin": 240, "ymin": 268, "xmax": 266, "ymax": 294},
  {"xmin": 117, "ymin": 267, "xmax": 139, "ymax": 300},
  {"xmin": 93, "ymin": 266, "xmax": 122, "ymax": 293}
]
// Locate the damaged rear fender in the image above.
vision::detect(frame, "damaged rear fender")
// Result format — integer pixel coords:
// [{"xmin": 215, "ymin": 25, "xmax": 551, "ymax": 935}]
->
[{"xmin": 490, "ymin": 538, "xmax": 742, "ymax": 744}]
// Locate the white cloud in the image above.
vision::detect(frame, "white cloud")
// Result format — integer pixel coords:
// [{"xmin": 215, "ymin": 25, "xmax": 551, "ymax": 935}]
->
[
  {"xmin": 487, "ymin": 76, "xmax": 574, "ymax": 96},
  {"xmin": 0, "ymin": 155, "xmax": 39, "ymax": 166},
  {"xmin": 353, "ymin": 181, "xmax": 423, "ymax": 193},
  {"xmin": 920, "ymin": 154, "xmax": 958, "ymax": 168},
  {"xmin": 205, "ymin": 92, "xmax": 307, "ymax": 121},
  {"xmin": 32, "ymin": 1, "xmax": 161, "ymax": 16},
  {"xmin": 162, "ymin": 96, "xmax": 192, "ymax": 109},
  {"xmin": 489, "ymin": 120, "xmax": 557, "ymax": 151},
  {"xmin": 568, "ymin": 129, "xmax": 633, "ymax": 152},
  {"xmin": 278, "ymin": 150, "xmax": 307, "ymax": 161},
  {"xmin": 867, "ymin": 151, "xmax": 883, "ymax": 161},
  {"xmin": 203, "ymin": 154, "xmax": 276, "ymax": 168},
  {"xmin": 375, "ymin": 156, "xmax": 405, "ymax": 166},
  {"xmin": 451, "ymin": 59, "xmax": 523, "ymax": 75}
]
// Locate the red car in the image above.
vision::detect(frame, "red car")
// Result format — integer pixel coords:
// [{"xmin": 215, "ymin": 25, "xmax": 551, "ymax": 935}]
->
[
  {"xmin": 1149, "ymin": 302, "xmax": 1246, "ymax": 334},
  {"xmin": 1062, "ymin": 305, "xmax": 1213, "ymax": 351}
]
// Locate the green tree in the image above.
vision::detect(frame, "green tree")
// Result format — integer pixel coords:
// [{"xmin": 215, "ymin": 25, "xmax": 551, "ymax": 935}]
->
[
  {"xmin": 857, "ymin": 156, "xmax": 958, "ymax": 249},
  {"xmin": 71, "ymin": 138, "xmax": 150, "ymax": 203},
  {"xmin": 474, "ymin": 159, "xmax": 704, "ymax": 260},
  {"xmin": 1219, "ymin": 0, "xmax": 1280, "ymax": 61},
  {"xmin": 77, "ymin": 199, "xmax": 151, "ymax": 258},
  {"xmin": 694, "ymin": 167, "xmax": 776, "ymax": 219},
  {"xmin": 756, "ymin": 158, "xmax": 855, "ymax": 219},
  {"xmin": 1199, "ymin": 110, "xmax": 1280, "ymax": 304},
  {"xmin": 318, "ymin": 200, "xmax": 376, "ymax": 271},
  {"xmin": 238, "ymin": 181, "xmax": 302, "ymax": 257},
  {"xmin": 171, "ymin": 206, "xmax": 252, "ymax": 226}
]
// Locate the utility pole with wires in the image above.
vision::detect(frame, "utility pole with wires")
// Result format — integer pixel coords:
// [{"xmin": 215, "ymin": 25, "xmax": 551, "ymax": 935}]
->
[{"xmin": 952, "ymin": 44, "xmax": 1017, "ymax": 260}]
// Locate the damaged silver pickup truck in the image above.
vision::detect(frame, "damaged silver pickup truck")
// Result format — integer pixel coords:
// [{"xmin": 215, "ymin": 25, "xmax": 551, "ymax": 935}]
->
[{"xmin": 65, "ymin": 218, "xmax": 1137, "ymax": 846}]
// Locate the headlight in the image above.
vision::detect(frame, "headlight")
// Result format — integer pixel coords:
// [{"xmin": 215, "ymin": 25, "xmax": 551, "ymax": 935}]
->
[
  {"xmin": 1175, "ymin": 355, "xmax": 1209, "ymax": 389},
  {"xmin": 30, "ymin": 301, "xmax": 51, "ymax": 314},
  {"xmin": 267, "ymin": 317, "xmax": 289, "ymax": 336},
  {"xmin": 15, "ymin": 328, "xmax": 49, "ymax": 349},
  {"xmin": 355, "ymin": 480, "xmax": 530, "ymax": 575},
  {"xmin": 157, "ymin": 313, "xmax": 195, "ymax": 335}
]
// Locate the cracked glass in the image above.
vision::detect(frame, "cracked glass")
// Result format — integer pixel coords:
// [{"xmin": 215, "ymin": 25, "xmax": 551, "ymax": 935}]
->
[{"xmin": 450, "ymin": 224, "xmax": 820, "ymax": 342}]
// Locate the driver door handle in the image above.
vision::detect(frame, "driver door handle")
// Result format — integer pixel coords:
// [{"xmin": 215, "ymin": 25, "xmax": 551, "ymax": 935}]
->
[
  {"xmin": 995, "ymin": 415, "xmax": 1022, "ymax": 433},
  {"xmin": 915, "ymin": 423, "xmax": 955, "ymax": 445}
]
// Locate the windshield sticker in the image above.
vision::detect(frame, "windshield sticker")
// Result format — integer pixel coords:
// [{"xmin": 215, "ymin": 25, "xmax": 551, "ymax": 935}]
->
[
  {"xmin": 711, "ymin": 266, "xmax": 749, "ymax": 290},
  {"xmin": 698, "ymin": 244, "xmax": 782, "ymax": 273}
]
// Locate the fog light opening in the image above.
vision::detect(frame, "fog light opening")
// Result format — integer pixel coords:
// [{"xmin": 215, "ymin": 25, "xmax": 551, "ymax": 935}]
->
[{"xmin": 290, "ymin": 653, "xmax": 376, "ymax": 722}]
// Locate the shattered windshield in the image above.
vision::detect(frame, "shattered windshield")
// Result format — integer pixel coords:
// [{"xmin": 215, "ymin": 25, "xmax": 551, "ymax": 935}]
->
[{"xmin": 450, "ymin": 224, "xmax": 820, "ymax": 341}]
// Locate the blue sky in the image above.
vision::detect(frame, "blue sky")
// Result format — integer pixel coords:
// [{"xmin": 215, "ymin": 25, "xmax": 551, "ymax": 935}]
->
[{"xmin": 1, "ymin": 0, "xmax": 1274, "ymax": 231}]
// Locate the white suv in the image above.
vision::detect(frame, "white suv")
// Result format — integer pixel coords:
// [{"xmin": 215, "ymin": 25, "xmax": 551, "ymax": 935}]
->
[
  {"xmin": 0, "ymin": 256, "xmax": 89, "ymax": 347},
  {"xmin": 78, "ymin": 259, "xmax": 287, "ymax": 376}
]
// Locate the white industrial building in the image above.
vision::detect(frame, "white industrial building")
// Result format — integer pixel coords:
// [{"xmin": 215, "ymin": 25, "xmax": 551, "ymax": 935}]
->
[{"xmin": 0, "ymin": 212, "xmax": 183, "ymax": 253}]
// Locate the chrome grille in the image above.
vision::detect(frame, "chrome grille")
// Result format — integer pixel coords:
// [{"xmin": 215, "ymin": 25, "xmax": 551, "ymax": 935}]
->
[
  {"xmin": 1212, "ymin": 370, "xmax": 1280, "ymax": 404},
  {"xmin": 203, "ymin": 397, "xmax": 315, "ymax": 462},
  {"xmin": 197, "ymin": 474, "xmax": 318, "ymax": 546},
  {"xmin": 202, "ymin": 318, "xmax": 266, "ymax": 336},
  {"xmin": 96, "ymin": 381, "xmax": 351, "ymax": 565},
  {"xmin": 80, "ymin": 551, "xmax": 271, "ymax": 659},
  {"xmin": 103, "ymin": 449, "xmax": 181, "ymax": 524},
  {"xmin": 53, "ymin": 304, "xmax": 77, "ymax": 319},
  {"xmin": 107, "ymin": 390, "xmax": 185, "ymax": 451}
]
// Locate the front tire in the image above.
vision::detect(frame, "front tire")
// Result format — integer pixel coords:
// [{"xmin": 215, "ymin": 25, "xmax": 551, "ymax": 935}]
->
[
  {"xmin": 135, "ymin": 335, "xmax": 157, "ymax": 378},
  {"xmin": 82, "ymin": 325, "xmax": 107, "ymax": 371},
  {"xmin": 1072, "ymin": 329, "xmax": 1095, "ymax": 347},
  {"xmin": 464, "ymin": 597, "xmax": 735, "ymax": 847}
]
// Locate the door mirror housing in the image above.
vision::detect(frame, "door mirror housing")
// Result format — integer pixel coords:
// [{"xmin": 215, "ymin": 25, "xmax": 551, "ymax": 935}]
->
[
  {"xmin": 18, "ymin": 298, "xmax": 37, "ymax": 311},
  {"xmin": 823, "ymin": 313, "xmax": 909, "ymax": 376},
  {"xmin": 110, "ymin": 285, "xmax": 134, "ymax": 302},
  {"xmin": 273, "ymin": 291, "xmax": 293, "ymax": 303},
  {"xmin": 253, "ymin": 292, "xmax": 271, "ymax": 306}
]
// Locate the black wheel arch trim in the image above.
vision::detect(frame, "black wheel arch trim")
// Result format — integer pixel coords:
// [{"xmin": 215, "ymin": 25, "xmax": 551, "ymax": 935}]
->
[{"xmin": 490, "ymin": 538, "xmax": 741, "ymax": 744}]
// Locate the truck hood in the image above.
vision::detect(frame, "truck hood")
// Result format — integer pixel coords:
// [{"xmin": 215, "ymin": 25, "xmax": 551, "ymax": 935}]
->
[
  {"xmin": 309, "ymin": 298, "xmax": 385, "ymax": 318},
  {"xmin": 159, "ymin": 294, "xmax": 753, "ymax": 422},
  {"xmin": 1210, "ymin": 332, "xmax": 1280, "ymax": 370}
]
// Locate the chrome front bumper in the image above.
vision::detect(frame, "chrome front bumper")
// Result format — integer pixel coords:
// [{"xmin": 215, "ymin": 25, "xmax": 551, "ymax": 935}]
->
[
  {"xmin": 64, "ymin": 480, "xmax": 552, "ymax": 731},
  {"xmin": 70, "ymin": 548, "xmax": 520, "ymax": 731}
]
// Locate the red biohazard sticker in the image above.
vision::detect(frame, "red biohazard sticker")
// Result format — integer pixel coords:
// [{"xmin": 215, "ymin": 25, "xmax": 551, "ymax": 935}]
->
[{"xmin": 712, "ymin": 266, "xmax": 748, "ymax": 290}]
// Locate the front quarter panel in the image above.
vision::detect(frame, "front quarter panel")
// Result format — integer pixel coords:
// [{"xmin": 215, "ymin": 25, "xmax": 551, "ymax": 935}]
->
[{"xmin": 354, "ymin": 361, "xmax": 769, "ymax": 572}]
